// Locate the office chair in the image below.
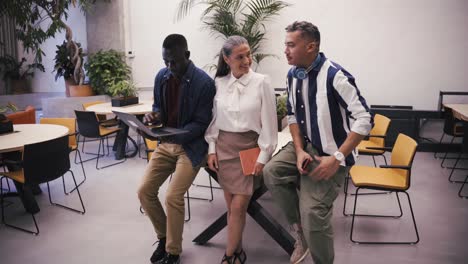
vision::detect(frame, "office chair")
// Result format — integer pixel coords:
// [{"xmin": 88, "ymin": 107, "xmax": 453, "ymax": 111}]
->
[
  {"xmin": 0, "ymin": 135, "xmax": 86, "ymax": 235},
  {"xmin": 344, "ymin": 133, "xmax": 419, "ymax": 244},
  {"xmin": 40, "ymin": 118, "xmax": 86, "ymax": 194},
  {"xmin": 434, "ymin": 107, "xmax": 464, "ymax": 168},
  {"xmin": 343, "ymin": 114, "xmax": 391, "ymax": 197},
  {"xmin": 75, "ymin": 110, "xmax": 125, "ymax": 170},
  {"xmin": 357, "ymin": 114, "xmax": 391, "ymax": 166}
]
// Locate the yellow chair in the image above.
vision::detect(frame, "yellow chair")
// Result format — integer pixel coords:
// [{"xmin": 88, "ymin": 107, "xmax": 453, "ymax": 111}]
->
[
  {"xmin": 40, "ymin": 118, "xmax": 86, "ymax": 194},
  {"xmin": 344, "ymin": 133, "xmax": 420, "ymax": 244},
  {"xmin": 343, "ymin": 114, "xmax": 392, "ymax": 197},
  {"xmin": 357, "ymin": 114, "xmax": 391, "ymax": 166}
]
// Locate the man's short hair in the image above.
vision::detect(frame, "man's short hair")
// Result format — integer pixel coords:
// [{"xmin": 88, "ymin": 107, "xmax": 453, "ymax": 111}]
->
[
  {"xmin": 162, "ymin": 34, "xmax": 188, "ymax": 50},
  {"xmin": 285, "ymin": 21, "xmax": 320, "ymax": 44}
]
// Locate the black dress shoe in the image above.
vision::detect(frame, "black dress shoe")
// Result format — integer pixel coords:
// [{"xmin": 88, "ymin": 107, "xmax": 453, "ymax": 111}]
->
[
  {"xmin": 150, "ymin": 238, "xmax": 166, "ymax": 263},
  {"xmin": 155, "ymin": 253, "xmax": 180, "ymax": 264}
]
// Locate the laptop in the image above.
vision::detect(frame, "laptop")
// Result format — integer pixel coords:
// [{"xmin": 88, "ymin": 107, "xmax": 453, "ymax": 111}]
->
[{"xmin": 112, "ymin": 111, "xmax": 188, "ymax": 138}]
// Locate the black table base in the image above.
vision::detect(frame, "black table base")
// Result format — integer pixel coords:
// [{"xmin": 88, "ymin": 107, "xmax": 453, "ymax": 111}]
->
[{"xmin": 192, "ymin": 169, "xmax": 294, "ymax": 256}]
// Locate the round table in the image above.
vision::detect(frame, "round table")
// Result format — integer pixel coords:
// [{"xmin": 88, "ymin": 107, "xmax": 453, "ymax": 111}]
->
[
  {"xmin": 85, "ymin": 100, "xmax": 153, "ymax": 115},
  {"xmin": 84, "ymin": 100, "xmax": 153, "ymax": 159},
  {"xmin": 0, "ymin": 124, "xmax": 69, "ymax": 153}
]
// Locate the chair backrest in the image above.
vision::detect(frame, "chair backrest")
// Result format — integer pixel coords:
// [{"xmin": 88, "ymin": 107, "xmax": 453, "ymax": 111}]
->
[
  {"xmin": 40, "ymin": 118, "xmax": 77, "ymax": 147},
  {"xmin": 144, "ymin": 137, "xmax": 158, "ymax": 161},
  {"xmin": 82, "ymin": 101, "xmax": 105, "ymax": 110},
  {"xmin": 74, "ymin": 110, "xmax": 101, "ymax": 138},
  {"xmin": 390, "ymin": 133, "xmax": 418, "ymax": 189},
  {"xmin": 369, "ymin": 114, "xmax": 391, "ymax": 146},
  {"xmin": 6, "ymin": 105, "xmax": 36, "ymax": 124},
  {"xmin": 82, "ymin": 101, "xmax": 110, "ymax": 121},
  {"xmin": 23, "ymin": 135, "xmax": 70, "ymax": 185}
]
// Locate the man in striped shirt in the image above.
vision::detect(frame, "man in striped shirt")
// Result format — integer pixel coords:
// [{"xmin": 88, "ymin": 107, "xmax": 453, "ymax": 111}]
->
[{"xmin": 264, "ymin": 21, "xmax": 372, "ymax": 264}]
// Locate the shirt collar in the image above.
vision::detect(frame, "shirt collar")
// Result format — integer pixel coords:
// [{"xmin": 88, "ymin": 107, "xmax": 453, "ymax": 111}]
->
[
  {"xmin": 311, "ymin": 52, "xmax": 326, "ymax": 72},
  {"xmin": 163, "ymin": 60, "xmax": 195, "ymax": 83},
  {"xmin": 226, "ymin": 69, "xmax": 253, "ymax": 93}
]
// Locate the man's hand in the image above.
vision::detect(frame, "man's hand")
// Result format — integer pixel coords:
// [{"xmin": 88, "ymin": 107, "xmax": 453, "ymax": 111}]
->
[
  {"xmin": 253, "ymin": 162, "xmax": 265, "ymax": 176},
  {"xmin": 296, "ymin": 149, "xmax": 312, "ymax": 175},
  {"xmin": 143, "ymin": 112, "xmax": 161, "ymax": 125},
  {"xmin": 207, "ymin": 153, "xmax": 219, "ymax": 173},
  {"xmin": 308, "ymin": 155, "xmax": 340, "ymax": 180}
]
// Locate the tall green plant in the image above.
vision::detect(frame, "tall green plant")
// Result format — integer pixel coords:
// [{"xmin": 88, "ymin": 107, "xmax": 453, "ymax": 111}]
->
[
  {"xmin": 85, "ymin": 50, "xmax": 131, "ymax": 95},
  {"xmin": 175, "ymin": 0, "xmax": 290, "ymax": 67},
  {"xmin": 0, "ymin": 0, "xmax": 109, "ymax": 64}
]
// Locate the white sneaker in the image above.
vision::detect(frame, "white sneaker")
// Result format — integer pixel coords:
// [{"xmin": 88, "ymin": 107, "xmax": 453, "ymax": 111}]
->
[{"xmin": 290, "ymin": 223, "xmax": 310, "ymax": 264}]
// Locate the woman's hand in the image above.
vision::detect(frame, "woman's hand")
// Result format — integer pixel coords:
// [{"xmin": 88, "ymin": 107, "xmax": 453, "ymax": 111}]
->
[
  {"xmin": 253, "ymin": 162, "xmax": 265, "ymax": 176},
  {"xmin": 207, "ymin": 153, "xmax": 219, "ymax": 173}
]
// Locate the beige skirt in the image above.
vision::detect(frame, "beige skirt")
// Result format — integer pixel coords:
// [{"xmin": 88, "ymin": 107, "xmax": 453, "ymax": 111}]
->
[{"xmin": 216, "ymin": 130, "xmax": 261, "ymax": 195}]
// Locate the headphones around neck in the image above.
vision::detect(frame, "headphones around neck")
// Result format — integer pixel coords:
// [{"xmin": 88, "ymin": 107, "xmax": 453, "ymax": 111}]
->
[
  {"xmin": 293, "ymin": 65, "xmax": 313, "ymax": 80},
  {"xmin": 292, "ymin": 53, "xmax": 322, "ymax": 80}
]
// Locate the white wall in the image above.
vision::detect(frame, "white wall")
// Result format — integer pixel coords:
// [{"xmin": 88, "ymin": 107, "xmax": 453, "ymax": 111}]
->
[
  {"xmin": 126, "ymin": 0, "xmax": 468, "ymax": 110},
  {"xmin": 22, "ymin": 5, "xmax": 87, "ymax": 93}
]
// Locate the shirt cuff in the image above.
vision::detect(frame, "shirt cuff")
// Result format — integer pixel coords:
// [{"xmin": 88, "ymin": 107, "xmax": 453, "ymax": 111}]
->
[
  {"xmin": 208, "ymin": 142, "xmax": 216, "ymax": 154},
  {"xmin": 287, "ymin": 115, "xmax": 297, "ymax": 125},
  {"xmin": 257, "ymin": 150, "xmax": 270, "ymax": 164}
]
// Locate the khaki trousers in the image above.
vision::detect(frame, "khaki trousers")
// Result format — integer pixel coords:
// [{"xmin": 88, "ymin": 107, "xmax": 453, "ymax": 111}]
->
[
  {"xmin": 264, "ymin": 142, "xmax": 346, "ymax": 264},
  {"xmin": 138, "ymin": 143, "xmax": 202, "ymax": 255}
]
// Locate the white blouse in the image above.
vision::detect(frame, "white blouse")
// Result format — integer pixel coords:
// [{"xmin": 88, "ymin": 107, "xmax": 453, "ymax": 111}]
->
[{"xmin": 205, "ymin": 69, "xmax": 278, "ymax": 164}]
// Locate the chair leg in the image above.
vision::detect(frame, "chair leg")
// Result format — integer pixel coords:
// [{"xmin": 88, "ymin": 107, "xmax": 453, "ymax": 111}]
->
[
  {"xmin": 185, "ymin": 190, "xmax": 191, "ymax": 222},
  {"xmin": 433, "ymin": 133, "xmax": 444, "ymax": 159},
  {"xmin": 458, "ymin": 174, "xmax": 468, "ymax": 199},
  {"xmin": 371, "ymin": 156, "xmax": 377, "ymax": 167},
  {"xmin": 63, "ymin": 149, "xmax": 87, "ymax": 195},
  {"xmin": 188, "ymin": 174, "xmax": 216, "ymax": 202},
  {"xmin": 441, "ymin": 136, "xmax": 456, "ymax": 168},
  {"xmin": 448, "ymin": 152, "xmax": 467, "ymax": 183},
  {"xmin": 344, "ymin": 187, "xmax": 402, "ymax": 218},
  {"xmin": 1, "ymin": 180, "xmax": 39, "ymax": 235},
  {"xmin": 47, "ymin": 170, "xmax": 86, "ymax": 214},
  {"xmin": 96, "ymin": 138, "xmax": 126, "ymax": 170},
  {"xmin": 350, "ymin": 188, "xmax": 419, "ymax": 244}
]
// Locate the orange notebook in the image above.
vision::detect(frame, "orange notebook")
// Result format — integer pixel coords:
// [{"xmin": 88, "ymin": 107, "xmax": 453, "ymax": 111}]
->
[{"xmin": 239, "ymin": 147, "xmax": 261, "ymax": 176}]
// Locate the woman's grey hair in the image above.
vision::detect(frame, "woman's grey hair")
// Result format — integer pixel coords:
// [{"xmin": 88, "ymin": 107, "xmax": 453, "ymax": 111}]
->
[{"xmin": 215, "ymin": 35, "xmax": 249, "ymax": 78}]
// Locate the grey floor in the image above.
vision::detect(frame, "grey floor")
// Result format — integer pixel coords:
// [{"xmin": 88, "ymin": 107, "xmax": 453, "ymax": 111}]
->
[{"xmin": 1, "ymin": 121, "xmax": 468, "ymax": 264}]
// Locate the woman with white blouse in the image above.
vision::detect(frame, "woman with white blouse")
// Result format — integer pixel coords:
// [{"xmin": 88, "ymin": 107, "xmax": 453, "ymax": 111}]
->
[{"xmin": 205, "ymin": 36, "xmax": 278, "ymax": 264}]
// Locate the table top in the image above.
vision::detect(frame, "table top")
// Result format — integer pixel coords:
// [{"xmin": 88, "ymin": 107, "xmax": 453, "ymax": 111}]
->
[
  {"xmin": 86, "ymin": 100, "xmax": 153, "ymax": 115},
  {"xmin": 0, "ymin": 124, "xmax": 69, "ymax": 153},
  {"xmin": 444, "ymin": 104, "xmax": 468, "ymax": 121}
]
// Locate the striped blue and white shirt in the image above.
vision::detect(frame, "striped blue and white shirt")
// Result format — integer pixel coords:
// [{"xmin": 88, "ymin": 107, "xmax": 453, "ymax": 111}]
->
[{"xmin": 286, "ymin": 52, "xmax": 373, "ymax": 166}]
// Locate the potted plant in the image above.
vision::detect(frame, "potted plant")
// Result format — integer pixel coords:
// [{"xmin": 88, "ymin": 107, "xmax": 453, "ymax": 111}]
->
[
  {"xmin": 276, "ymin": 94, "xmax": 288, "ymax": 131},
  {"xmin": 0, "ymin": 102, "xmax": 19, "ymax": 114},
  {"xmin": 0, "ymin": 55, "xmax": 44, "ymax": 94},
  {"xmin": 53, "ymin": 40, "xmax": 93, "ymax": 97},
  {"xmin": 85, "ymin": 50, "xmax": 131, "ymax": 95},
  {"xmin": 176, "ymin": 0, "xmax": 290, "ymax": 69},
  {"xmin": 108, "ymin": 80, "xmax": 138, "ymax": 107}
]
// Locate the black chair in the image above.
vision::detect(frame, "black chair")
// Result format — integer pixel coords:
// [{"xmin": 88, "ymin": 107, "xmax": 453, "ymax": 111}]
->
[
  {"xmin": 75, "ymin": 110, "xmax": 125, "ymax": 170},
  {"xmin": 434, "ymin": 108, "xmax": 464, "ymax": 169},
  {"xmin": 0, "ymin": 135, "xmax": 86, "ymax": 235}
]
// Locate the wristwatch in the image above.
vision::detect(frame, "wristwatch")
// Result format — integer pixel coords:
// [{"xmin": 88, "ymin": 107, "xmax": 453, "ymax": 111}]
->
[{"xmin": 333, "ymin": 151, "xmax": 345, "ymax": 162}]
